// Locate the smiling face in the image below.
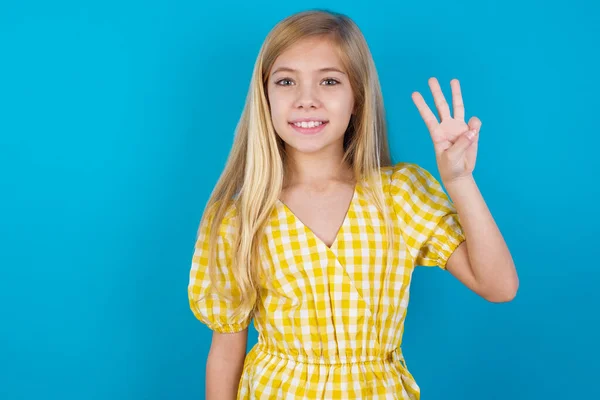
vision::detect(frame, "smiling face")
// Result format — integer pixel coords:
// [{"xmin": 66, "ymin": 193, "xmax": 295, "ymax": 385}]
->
[{"xmin": 267, "ymin": 36, "xmax": 355, "ymax": 156}]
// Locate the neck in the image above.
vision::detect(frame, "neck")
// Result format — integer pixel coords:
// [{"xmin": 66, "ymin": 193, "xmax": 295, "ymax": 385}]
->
[{"xmin": 283, "ymin": 144, "xmax": 353, "ymax": 187}]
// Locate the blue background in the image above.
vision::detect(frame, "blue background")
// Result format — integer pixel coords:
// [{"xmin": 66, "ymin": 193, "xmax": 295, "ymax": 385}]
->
[{"xmin": 1, "ymin": 0, "xmax": 598, "ymax": 399}]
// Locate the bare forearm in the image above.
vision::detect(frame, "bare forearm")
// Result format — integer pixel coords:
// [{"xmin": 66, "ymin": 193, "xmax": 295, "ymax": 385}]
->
[
  {"xmin": 206, "ymin": 351, "xmax": 245, "ymax": 399},
  {"xmin": 206, "ymin": 330, "xmax": 248, "ymax": 400},
  {"xmin": 445, "ymin": 175, "xmax": 519, "ymax": 300}
]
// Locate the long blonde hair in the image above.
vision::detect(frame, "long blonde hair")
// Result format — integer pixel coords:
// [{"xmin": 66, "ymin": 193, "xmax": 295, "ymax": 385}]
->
[{"xmin": 200, "ymin": 9, "xmax": 395, "ymax": 319}]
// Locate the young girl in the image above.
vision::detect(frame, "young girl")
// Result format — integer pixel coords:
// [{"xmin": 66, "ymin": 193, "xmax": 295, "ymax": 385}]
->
[{"xmin": 188, "ymin": 9, "xmax": 518, "ymax": 400}]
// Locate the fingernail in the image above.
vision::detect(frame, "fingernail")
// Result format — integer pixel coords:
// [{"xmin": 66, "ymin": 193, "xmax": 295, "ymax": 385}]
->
[{"xmin": 467, "ymin": 130, "xmax": 476, "ymax": 140}]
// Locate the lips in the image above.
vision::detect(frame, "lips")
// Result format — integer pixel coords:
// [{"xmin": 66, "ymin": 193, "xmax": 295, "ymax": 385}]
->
[
  {"xmin": 289, "ymin": 118, "xmax": 328, "ymax": 123},
  {"xmin": 289, "ymin": 121, "xmax": 328, "ymax": 135}
]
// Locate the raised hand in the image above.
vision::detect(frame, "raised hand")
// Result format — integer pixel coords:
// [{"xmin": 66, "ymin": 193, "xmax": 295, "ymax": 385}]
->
[{"xmin": 411, "ymin": 78, "xmax": 481, "ymax": 184}]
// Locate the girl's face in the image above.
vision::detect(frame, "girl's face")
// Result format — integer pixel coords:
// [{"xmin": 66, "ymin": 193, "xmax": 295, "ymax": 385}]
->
[{"xmin": 267, "ymin": 36, "xmax": 355, "ymax": 156}]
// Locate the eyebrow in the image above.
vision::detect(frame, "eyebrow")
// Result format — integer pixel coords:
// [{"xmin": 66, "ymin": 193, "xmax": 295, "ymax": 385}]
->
[{"xmin": 270, "ymin": 67, "xmax": 347, "ymax": 77}]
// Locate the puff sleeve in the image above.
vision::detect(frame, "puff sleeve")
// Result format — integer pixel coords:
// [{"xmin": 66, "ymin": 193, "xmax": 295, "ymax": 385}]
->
[
  {"xmin": 187, "ymin": 205, "xmax": 252, "ymax": 333},
  {"xmin": 389, "ymin": 162, "xmax": 466, "ymax": 269}
]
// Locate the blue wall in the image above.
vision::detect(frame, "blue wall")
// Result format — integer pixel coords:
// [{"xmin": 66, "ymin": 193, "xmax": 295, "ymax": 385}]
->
[{"xmin": 1, "ymin": 1, "xmax": 597, "ymax": 399}]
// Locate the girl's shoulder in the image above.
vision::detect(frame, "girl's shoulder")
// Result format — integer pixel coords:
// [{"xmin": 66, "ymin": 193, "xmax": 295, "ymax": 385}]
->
[
  {"xmin": 198, "ymin": 198, "xmax": 239, "ymax": 238},
  {"xmin": 378, "ymin": 161, "xmax": 438, "ymax": 188}
]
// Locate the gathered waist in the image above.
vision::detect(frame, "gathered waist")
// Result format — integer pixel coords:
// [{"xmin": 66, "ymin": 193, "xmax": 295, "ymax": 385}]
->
[
  {"xmin": 250, "ymin": 342, "xmax": 405, "ymax": 366},
  {"xmin": 239, "ymin": 343, "xmax": 421, "ymax": 399}
]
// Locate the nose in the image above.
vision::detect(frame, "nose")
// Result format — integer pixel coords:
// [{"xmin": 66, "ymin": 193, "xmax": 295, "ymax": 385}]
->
[{"xmin": 293, "ymin": 84, "xmax": 322, "ymax": 109}]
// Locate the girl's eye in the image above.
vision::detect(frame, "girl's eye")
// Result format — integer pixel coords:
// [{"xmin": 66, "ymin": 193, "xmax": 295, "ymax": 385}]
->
[
  {"xmin": 322, "ymin": 78, "xmax": 340, "ymax": 86},
  {"xmin": 275, "ymin": 78, "xmax": 294, "ymax": 86}
]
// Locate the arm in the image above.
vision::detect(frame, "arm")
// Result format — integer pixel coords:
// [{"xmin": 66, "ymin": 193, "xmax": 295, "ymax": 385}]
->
[
  {"xmin": 445, "ymin": 176, "xmax": 519, "ymax": 302},
  {"xmin": 206, "ymin": 329, "xmax": 248, "ymax": 400},
  {"xmin": 411, "ymin": 77, "xmax": 519, "ymax": 303}
]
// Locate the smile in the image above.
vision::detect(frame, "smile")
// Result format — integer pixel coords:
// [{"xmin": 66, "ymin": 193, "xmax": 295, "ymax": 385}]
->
[
  {"xmin": 289, "ymin": 121, "xmax": 328, "ymax": 135},
  {"xmin": 292, "ymin": 121, "xmax": 324, "ymax": 128}
]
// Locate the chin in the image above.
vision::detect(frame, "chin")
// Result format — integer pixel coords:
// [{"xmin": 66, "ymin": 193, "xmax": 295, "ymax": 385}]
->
[
  {"xmin": 283, "ymin": 141, "xmax": 326, "ymax": 154},
  {"xmin": 283, "ymin": 137, "xmax": 343, "ymax": 155}
]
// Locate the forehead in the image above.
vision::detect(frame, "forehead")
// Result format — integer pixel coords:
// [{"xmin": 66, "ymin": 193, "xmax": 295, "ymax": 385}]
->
[{"xmin": 271, "ymin": 37, "xmax": 344, "ymax": 72}]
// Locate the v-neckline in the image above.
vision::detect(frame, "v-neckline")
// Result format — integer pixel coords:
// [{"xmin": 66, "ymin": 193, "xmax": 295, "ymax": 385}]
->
[{"xmin": 277, "ymin": 182, "xmax": 358, "ymax": 251}]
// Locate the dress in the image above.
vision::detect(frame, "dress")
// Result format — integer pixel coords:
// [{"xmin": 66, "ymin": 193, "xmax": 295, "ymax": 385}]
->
[{"xmin": 188, "ymin": 162, "xmax": 466, "ymax": 399}]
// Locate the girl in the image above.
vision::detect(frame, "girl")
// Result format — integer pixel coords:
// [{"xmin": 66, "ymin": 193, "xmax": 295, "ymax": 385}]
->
[{"xmin": 188, "ymin": 9, "xmax": 518, "ymax": 400}]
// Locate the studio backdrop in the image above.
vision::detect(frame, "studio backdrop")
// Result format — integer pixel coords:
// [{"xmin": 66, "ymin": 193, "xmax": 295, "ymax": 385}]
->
[{"xmin": 1, "ymin": 1, "xmax": 597, "ymax": 399}]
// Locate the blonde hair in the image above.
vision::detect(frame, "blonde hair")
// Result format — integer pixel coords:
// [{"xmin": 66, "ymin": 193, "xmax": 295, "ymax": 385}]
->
[{"xmin": 200, "ymin": 9, "xmax": 395, "ymax": 320}]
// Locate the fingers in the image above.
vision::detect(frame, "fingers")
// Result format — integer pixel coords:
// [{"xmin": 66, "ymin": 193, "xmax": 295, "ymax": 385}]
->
[
  {"xmin": 447, "ymin": 129, "xmax": 477, "ymax": 160},
  {"xmin": 451, "ymin": 79, "xmax": 465, "ymax": 121},
  {"xmin": 428, "ymin": 77, "xmax": 451, "ymax": 121},
  {"xmin": 411, "ymin": 91, "xmax": 439, "ymax": 133},
  {"xmin": 468, "ymin": 116, "xmax": 482, "ymax": 132}
]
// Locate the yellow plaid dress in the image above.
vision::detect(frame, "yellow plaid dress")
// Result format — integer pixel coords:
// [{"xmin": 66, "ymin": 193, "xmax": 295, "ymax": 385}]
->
[{"xmin": 188, "ymin": 162, "xmax": 466, "ymax": 399}]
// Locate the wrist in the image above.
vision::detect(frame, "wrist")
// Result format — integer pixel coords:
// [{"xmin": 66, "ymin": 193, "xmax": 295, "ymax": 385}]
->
[{"xmin": 444, "ymin": 174, "xmax": 475, "ymax": 189}]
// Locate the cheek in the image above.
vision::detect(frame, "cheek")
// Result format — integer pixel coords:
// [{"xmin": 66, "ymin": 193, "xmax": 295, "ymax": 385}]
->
[
  {"xmin": 267, "ymin": 92, "xmax": 289, "ymax": 124},
  {"xmin": 271, "ymin": 105, "xmax": 287, "ymax": 129},
  {"xmin": 327, "ymin": 90, "xmax": 354, "ymax": 117}
]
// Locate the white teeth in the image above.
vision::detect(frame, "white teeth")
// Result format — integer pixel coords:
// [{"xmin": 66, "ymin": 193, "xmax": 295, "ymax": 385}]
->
[{"xmin": 293, "ymin": 121, "xmax": 323, "ymax": 128}]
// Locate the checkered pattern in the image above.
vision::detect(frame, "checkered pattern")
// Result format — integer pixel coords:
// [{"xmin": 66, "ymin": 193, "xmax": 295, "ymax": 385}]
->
[{"xmin": 188, "ymin": 162, "xmax": 466, "ymax": 399}]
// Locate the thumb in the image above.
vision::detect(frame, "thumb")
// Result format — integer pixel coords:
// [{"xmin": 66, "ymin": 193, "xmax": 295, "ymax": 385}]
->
[{"xmin": 446, "ymin": 129, "xmax": 477, "ymax": 160}]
